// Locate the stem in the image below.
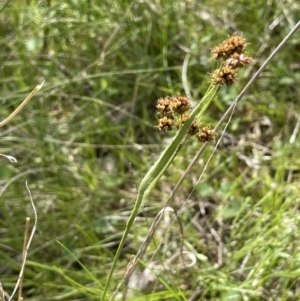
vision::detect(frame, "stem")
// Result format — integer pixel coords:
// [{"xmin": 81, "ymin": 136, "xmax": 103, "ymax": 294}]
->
[
  {"xmin": 0, "ymin": 81, "xmax": 44, "ymax": 127},
  {"xmin": 101, "ymin": 85, "xmax": 219, "ymax": 301}
]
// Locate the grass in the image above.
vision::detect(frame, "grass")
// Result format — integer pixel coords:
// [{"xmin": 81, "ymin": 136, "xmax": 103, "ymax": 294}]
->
[{"xmin": 1, "ymin": 0, "xmax": 300, "ymax": 300}]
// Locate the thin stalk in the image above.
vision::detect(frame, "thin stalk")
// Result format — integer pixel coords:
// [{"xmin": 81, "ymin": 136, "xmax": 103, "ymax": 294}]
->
[
  {"xmin": 0, "ymin": 81, "xmax": 44, "ymax": 127},
  {"xmin": 18, "ymin": 218, "xmax": 30, "ymax": 301}
]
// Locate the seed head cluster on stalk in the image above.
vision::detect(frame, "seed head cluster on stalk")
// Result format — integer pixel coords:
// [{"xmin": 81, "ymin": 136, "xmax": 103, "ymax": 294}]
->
[
  {"xmin": 210, "ymin": 35, "xmax": 252, "ymax": 86},
  {"xmin": 156, "ymin": 94, "xmax": 216, "ymax": 143},
  {"xmin": 155, "ymin": 35, "xmax": 252, "ymax": 142}
]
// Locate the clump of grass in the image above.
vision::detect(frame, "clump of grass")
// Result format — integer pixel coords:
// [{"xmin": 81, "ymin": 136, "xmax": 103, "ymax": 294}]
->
[
  {"xmin": 2, "ymin": 1, "xmax": 300, "ymax": 301},
  {"xmin": 0, "ymin": 84, "xmax": 42, "ymax": 301}
]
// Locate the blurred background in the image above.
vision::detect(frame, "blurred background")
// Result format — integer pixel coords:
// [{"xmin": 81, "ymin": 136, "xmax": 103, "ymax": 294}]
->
[{"xmin": 0, "ymin": 1, "xmax": 300, "ymax": 300}]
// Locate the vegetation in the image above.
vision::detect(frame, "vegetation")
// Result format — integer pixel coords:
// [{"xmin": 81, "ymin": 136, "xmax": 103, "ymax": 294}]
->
[{"xmin": 1, "ymin": 1, "xmax": 300, "ymax": 300}]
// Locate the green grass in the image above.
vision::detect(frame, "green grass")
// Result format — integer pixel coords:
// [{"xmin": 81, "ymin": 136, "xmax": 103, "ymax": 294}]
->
[{"xmin": 1, "ymin": 0, "xmax": 300, "ymax": 300}]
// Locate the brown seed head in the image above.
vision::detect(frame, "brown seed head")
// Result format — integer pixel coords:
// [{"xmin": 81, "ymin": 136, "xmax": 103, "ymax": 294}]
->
[
  {"xmin": 188, "ymin": 121, "xmax": 201, "ymax": 136},
  {"xmin": 226, "ymin": 52, "xmax": 252, "ymax": 69},
  {"xmin": 156, "ymin": 97, "xmax": 173, "ymax": 116},
  {"xmin": 157, "ymin": 116, "xmax": 174, "ymax": 131},
  {"xmin": 197, "ymin": 126, "xmax": 217, "ymax": 142},
  {"xmin": 210, "ymin": 66, "xmax": 237, "ymax": 86},
  {"xmin": 212, "ymin": 35, "xmax": 247, "ymax": 60},
  {"xmin": 156, "ymin": 94, "xmax": 191, "ymax": 116},
  {"xmin": 170, "ymin": 94, "xmax": 191, "ymax": 114}
]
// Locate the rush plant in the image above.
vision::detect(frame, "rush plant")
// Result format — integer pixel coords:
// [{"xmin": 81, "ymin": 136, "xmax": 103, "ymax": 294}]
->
[{"xmin": 101, "ymin": 35, "xmax": 253, "ymax": 301}]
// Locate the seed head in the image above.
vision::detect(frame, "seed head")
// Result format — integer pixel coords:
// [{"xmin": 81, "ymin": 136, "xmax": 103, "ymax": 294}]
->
[
  {"xmin": 210, "ymin": 66, "xmax": 237, "ymax": 86},
  {"xmin": 157, "ymin": 116, "xmax": 174, "ymax": 131},
  {"xmin": 171, "ymin": 94, "xmax": 191, "ymax": 114},
  {"xmin": 156, "ymin": 94, "xmax": 191, "ymax": 116},
  {"xmin": 197, "ymin": 126, "xmax": 217, "ymax": 142},
  {"xmin": 226, "ymin": 52, "xmax": 252, "ymax": 69},
  {"xmin": 156, "ymin": 97, "xmax": 173, "ymax": 116},
  {"xmin": 212, "ymin": 35, "xmax": 247, "ymax": 60}
]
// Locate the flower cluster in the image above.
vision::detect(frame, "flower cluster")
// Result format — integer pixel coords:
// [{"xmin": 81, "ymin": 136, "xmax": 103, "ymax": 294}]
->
[
  {"xmin": 156, "ymin": 94, "xmax": 191, "ymax": 131},
  {"xmin": 197, "ymin": 126, "xmax": 216, "ymax": 142},
  {"xmin": 210, "ymin": 35, "xmax": 252, "ymax": 86},
  {"xmin": 156, "ymin": 94, "xmax": 216, "ymax": 143}
]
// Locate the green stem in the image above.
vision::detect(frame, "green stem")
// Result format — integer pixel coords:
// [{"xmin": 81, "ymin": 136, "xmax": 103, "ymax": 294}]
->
[{"xmin": 101, "ymin": 85, "xmax": 218, "ymax": 301}]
